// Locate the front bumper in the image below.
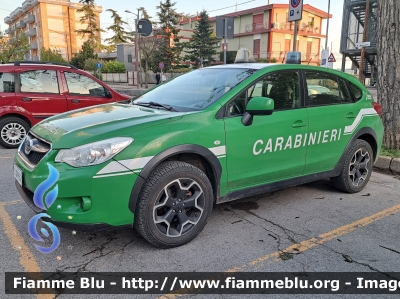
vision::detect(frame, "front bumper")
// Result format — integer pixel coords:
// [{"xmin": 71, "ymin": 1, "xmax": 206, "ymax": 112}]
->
[{"xmin": 14, "ymin": 152, "xmax": 138, "ymax": 227}]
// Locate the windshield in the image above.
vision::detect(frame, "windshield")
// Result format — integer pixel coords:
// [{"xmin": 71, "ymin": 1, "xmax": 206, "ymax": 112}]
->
[{"xmin": 134, "ymin": 68, "xmax": 257, "ymax": 111}]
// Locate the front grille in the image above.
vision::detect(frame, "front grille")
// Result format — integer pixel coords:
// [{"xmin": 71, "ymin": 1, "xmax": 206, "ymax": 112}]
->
[{"xmin": 18, "ymin": 132, "xmax": 51, "ymax": 168}]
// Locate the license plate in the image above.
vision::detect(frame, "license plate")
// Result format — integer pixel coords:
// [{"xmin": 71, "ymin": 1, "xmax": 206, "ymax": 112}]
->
[{"xmin": 14, "ymin": 164, "xmax": 23, "ymax": 186}]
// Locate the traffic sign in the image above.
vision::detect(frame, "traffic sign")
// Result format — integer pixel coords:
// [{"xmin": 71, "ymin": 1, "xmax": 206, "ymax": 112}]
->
[
  {"xmin": 158, "ymin": 62, "xmax": 164, "ymax": 69},
  {"xmin": 289, "ymin": 0, "xmax": 303, "ymax": 22},
  {"xmin": 138, "ymin": 19, "xmax": 152, "ymax": 37},
  {"xmin": 96, "ymin": 63, "xmax": 102, "ymax": 69},
  {"xmin": 355, "ymin": 41, "xmax": 371, "ymax": 49},
  {"xmin": 216, "ymin": 16, "xmax": 234, "ymax": 39},
  {"xmin": 328, "ymin": 53, "xmax": 336, "ymax": 63}
]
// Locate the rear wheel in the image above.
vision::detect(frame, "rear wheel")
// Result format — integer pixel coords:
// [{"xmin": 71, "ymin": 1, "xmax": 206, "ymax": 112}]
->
[
  {"xmin": 134, "ymin": 161, "xmax": 214, "ymax": 248},
  {"xmin": 0, "ymin": 117, "xmax": 29, "ymax": 148},
  {"xmin": 331, "ymin": 139, "xmax": 373, "ymax": 193}
]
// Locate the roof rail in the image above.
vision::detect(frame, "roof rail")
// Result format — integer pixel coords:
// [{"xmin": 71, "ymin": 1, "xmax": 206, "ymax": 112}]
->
[{"xmin": 14, "ymin": 61, "xmax": 78, "ymax": 70}]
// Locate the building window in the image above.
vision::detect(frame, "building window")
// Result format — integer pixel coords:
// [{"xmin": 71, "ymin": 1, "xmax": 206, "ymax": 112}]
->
[
  {"xmin": 128, "ymin": 54, "xmax": 132, "ymax": 63},
  {"xmin": 46, "ymin": 4, "xmax": 63, "ymax": 17},
  {"xmin": 308, "ymin": 16, "xmax": 314, "ymax": 26}
]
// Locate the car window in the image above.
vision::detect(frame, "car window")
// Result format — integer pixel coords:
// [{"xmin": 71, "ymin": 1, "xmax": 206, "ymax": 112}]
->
[
  {"xmin": 134, "ymin": 68, "xmax": 257, "ymax": 111},
  {"xmin": 263, "ymin": 71, "xmax": 300, "ymax": 110},
  {"xmin": 64, "ymin": 72, "xmax": 106, "ymax": 97},
  {"xmin": 227, "ymin": 71, "xmax": 300, "ymax": 117},
  {"xmin": 306, "ymin": 72, "xmax": 353, "ymax": 106},
  {"xmin": 0, "ymin": 73, "xmax": 15, "ymax": 92},
  {"xmin": 348, "ymin": 82, "xmax": 363, "ymax": 101},
  {"xmin": 20, "ymin": 70, "xmax": 59, "ymax": 94}
]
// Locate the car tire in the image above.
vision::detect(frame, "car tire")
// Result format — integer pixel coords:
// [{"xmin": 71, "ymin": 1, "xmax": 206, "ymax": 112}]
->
[
  {"xmin": 134, "ymin": 161, "xmax": 214, "ymax": 248},
  {"xmin": 0, "ymin": 117, "xmax": 30, "ymax": 149},
  {"xmin": 331, "ymin": 139, "xmax": 373, "ymax": 193}
]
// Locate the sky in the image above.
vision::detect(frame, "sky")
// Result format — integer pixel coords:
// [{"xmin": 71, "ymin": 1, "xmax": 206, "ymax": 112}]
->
[{"xmin": 0, "ymin": 0, "xmax": 346, "ymax": 67}]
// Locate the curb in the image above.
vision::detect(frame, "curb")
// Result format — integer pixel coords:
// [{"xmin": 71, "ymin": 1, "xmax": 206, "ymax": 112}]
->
[{"xmin": 374, "ymin": 156, "xmax": 400, "ymax": 174}]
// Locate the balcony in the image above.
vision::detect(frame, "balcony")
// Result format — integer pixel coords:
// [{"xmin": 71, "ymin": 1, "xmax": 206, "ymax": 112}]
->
[
  {"xmin": 15, "ymin": 20, "xmax": 26, "ymax": 29},
  {"xmin": 24, "ymin": 14, "xmax": 35, "ymax": 24},
  {"xmin": 245, "ymin": 22, "xmax": 269, "ymax": 33},
  {"xmin": 7, "ymin": 37, "xmax": 16, "ymax": 45},
  {"xmin": 22, "ymin": 0, "xmax": 34, "ymax": 10},
  {"xmin": 25, "ymin": 28, "xmax": 37, "ymax": 37},
  {"xmin": 30, "ymin": 42, "xmax": 38, "ymax": 50},
  {"xmin": 16, "ymin": 7, "xmax": 24, "ymax": 17},
  {"xmin": 271, "ymin": 22, "xmax": 321, "ymax": 35},
  {"xmin": 4, "ymin": 16, "xmax": 12, "ymax": 24}
]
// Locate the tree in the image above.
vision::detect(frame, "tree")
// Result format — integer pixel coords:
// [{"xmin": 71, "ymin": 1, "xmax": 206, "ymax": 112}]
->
[
  {"xmin": 70, "ymin": 41, "xmax": 98, "ymax": 69},
  {"xmin": 40, "ymin": 48, "xmax": 65, "ymax": 63},
  {"xmin": 377, "ymin": 0, "xmax": 400, "ymax": 149},
  {"xmin": 0, "ymin": 32, "xmax": 29, "ymax": 62},
  {"xmin": 140, "ymin": 29, "xmax": 161, "ymax": 87},
  {"xmin": 183, "ymin": 10, "xmax": 219, "ymax": 67},
  {"xmin": 104, "ymin": 9, "xmax": 131, "ymax": 51},
  {"xmin": 155, "ymin": 0, "xmax": 183, "ymax": 71},
  {"xmin": 76, "ymin": 0, "xmax": 103, "ymax": 47}
]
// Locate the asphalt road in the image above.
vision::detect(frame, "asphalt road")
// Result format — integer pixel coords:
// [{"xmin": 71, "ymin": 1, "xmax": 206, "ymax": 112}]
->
[{"xmin": 1, "ymin": 144, "xmax": 400, "ymax": 299}]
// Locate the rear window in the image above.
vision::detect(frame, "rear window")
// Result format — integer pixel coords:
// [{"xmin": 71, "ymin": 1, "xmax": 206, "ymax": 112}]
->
[
  {"xmin": 0, "ymin": 73, "xmax": 15, "ymax": 92},
  {"xmin": 348, "ymin": 82, "xmax": 363, "ymax": 101}
]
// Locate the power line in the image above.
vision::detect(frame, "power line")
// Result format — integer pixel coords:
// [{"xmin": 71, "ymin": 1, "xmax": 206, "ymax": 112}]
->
[{"xmin": 207, "ymin": 0, "xmax": 256, "ymax": 13}]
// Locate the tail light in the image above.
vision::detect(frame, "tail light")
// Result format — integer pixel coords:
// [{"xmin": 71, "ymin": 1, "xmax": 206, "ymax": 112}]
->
[{"xmin": 372, "ymin": 102, "xmax": 382, "ymax": 117}]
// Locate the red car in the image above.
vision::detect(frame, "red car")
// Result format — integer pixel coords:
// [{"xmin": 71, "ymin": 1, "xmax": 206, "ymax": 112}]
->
[{"xmin": 0, "ymin": 61, "xmax": 130, "ymax": 148}]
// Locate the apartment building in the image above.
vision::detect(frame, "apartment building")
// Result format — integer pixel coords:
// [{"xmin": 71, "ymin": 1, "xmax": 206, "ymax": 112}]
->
[
  {"xmin": 180, "ymin": 3, "xmax": 331, "ymax": 65},
  {"xmin": 4, "ymin": 0, "xmax": 102, "ymax": 61}
]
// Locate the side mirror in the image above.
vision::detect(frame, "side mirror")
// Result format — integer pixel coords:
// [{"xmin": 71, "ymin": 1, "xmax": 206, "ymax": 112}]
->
[
  {"xmin": 105, "ymin": 90, "xmax": 113, "ymax": 98},
  {"xmin": 241, "ymin": 97, "xmax": 274, "ymax": 126}
]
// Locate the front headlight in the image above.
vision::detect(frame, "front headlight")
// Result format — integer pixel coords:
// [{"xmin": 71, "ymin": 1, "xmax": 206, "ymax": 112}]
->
[{"xmin": 55, "ymin": 137, "xmax": 133, "ymax": 167}]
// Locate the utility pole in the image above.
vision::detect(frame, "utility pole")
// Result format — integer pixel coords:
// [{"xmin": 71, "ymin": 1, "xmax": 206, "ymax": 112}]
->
[
  {"xmin": 359, "ymin": 0, "xmax": 370, "ymax": 84},
  {"xmin": 136, "ymin": 8, "xmax": 141, "ymax": 89},
  {"xmin": 325, "ymin": 0, "xmax": 331, "ymax": 49},
  {"xmin": 223, "ymin": 18, "xmax": 227, "ymax": 64},
  {"xmin": 126, "ymin": 9, "xmax": 141, "ymax": 89},
  {"xmin": 293, "ymin": 21, "xmax": 298, "ymax": 51}
]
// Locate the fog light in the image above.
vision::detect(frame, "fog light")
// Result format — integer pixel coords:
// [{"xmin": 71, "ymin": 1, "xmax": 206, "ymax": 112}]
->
[{"xmin": 81, "ymin": 197, "xmax": 92, "ymax": 211}]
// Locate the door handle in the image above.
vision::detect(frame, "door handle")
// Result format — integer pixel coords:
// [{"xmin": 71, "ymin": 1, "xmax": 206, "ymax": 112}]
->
[
  {"xmin": 71, "ymin": 99, "xmax": 80, "ymax": 103},
  {"xmin": 21, "ymin": 97, "xmax": 32, "ymax": 102},
  {"xmin": 292, "ymin": 121, "xmax": 307, "ymax": 128},
  {"xmin": 346, "ymin": 112, "xmax": 356, "ymax": 119}
]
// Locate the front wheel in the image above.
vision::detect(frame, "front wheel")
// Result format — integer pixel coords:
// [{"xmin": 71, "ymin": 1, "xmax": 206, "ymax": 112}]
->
[
  {"xmin": 134, "ymin": 161, "xmax": 214, "ymax": 248},
  {"xmin": 331, "ymin": 139, "xmax": 373, "ymax": 193},
  {"xmin": 0, "ymin": 117, "xmax": 30, "ymax": 148}
]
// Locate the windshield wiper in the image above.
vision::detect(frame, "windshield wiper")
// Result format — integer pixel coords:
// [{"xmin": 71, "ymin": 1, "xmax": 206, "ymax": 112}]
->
[{"xmin": 134, "ymin": 101, "xmax": 177, "ymax": 112}]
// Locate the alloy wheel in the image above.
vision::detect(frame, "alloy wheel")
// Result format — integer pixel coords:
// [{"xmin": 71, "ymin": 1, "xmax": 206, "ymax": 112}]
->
[
  {"xmin": 1, "ymin": 123, "xmax": 27, "ymax": 146},
  {"xmin": 348, "ymin": 148, "xmax": 370, "ymax": 186},
  {"xmin": 153, "ymin": 178, "xmax": 205, "ymax": 237}
]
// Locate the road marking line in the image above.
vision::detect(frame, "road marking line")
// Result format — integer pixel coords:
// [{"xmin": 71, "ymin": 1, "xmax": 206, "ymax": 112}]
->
[
  {"xmin": 158, "ymin": 203, "xmax": 400, "ymax": 299},
  {"xmin": 1, "ymin": 200, "xmax": 23, "ymax": 206},
  {"xmin": 0, "ymin": 156, "xmax": 13, "ymax": 159},
  {"xmin": 0, "ymin": 201, "xmax": 54, "ymax": 299}
]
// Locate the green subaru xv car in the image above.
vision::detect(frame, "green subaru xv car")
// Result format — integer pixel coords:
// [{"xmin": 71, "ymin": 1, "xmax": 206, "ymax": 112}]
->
[{"xmin": 14, "ymin": 55, "xmax": 384, "ymax": 248}]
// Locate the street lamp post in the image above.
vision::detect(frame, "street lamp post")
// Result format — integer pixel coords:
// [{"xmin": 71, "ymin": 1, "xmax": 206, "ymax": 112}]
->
[{"xmin": 125, "ymin": 9, "xmax": 140, "ymax": 89}]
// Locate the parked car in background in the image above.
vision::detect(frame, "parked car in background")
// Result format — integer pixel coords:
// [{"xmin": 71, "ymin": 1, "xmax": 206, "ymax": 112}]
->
[{"xmin": 0, "ymin": 61, "xmax": 130, "ymax": 148}]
